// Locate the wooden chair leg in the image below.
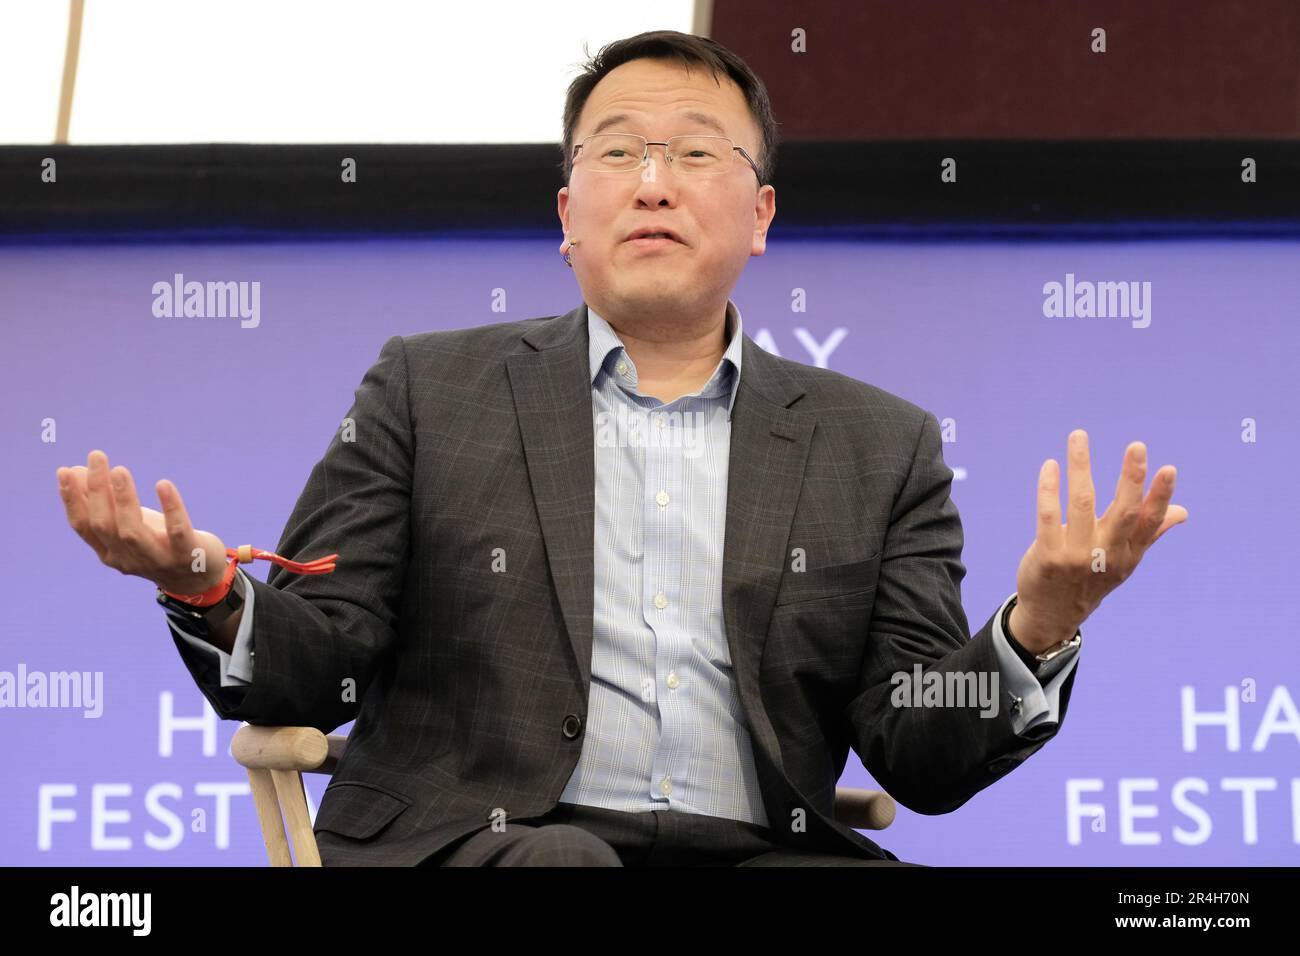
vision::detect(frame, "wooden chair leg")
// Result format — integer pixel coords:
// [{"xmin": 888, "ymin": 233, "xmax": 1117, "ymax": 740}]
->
[
  {"xmin": 246, "ymin": 767, "xmax": 293, "ymax": 867},
  {"xmin": 272, "ymin": 768, "xmax": 322, "ymax": 867}
]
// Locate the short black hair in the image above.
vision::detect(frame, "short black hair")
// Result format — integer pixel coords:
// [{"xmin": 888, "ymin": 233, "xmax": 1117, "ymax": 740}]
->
[{"xmin": 560, "ymin": 30, "xmax": 779, "ymax": 186}]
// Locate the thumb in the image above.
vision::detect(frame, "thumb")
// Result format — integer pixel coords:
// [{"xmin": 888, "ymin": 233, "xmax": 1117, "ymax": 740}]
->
[{"xmin": 1151, "ymin": 504, "xmax": 1189, "ymax": 545}]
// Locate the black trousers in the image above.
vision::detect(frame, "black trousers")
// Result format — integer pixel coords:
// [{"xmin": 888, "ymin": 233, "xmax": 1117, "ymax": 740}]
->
[{"xmin": 419, "ymin": 801, "xmax": 920, "ymax": 867}]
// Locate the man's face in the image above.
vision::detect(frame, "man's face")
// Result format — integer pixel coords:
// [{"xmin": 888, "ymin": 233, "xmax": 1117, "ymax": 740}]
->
[{"xmin": 557, "ymin": 58, "xmax": 777, "ymax": 322}]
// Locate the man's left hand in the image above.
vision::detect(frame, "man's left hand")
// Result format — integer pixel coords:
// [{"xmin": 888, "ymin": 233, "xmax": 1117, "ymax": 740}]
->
[{"xmin": 1009, "ymin": 429, "xmax": 1188, "ymax": 652}]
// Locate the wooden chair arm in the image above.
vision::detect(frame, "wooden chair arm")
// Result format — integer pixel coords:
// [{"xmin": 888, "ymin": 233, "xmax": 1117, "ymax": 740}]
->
[
  {"xmin": 231, "ymin": 724, "xmax": 345, "ymax": 774},
  {"xmin": 832, "ymin": 786, "xmax": 896, "ymax": 831}
]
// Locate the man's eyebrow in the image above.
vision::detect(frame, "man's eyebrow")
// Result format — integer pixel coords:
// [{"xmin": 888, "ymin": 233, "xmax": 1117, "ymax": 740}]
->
[
  {"xmin": 679, "ymin": 111, "xmax": 729, "ymax": 136},
  {"xmin": 588, "ymin": 110, "xmax": 731, "ymax": 138}
]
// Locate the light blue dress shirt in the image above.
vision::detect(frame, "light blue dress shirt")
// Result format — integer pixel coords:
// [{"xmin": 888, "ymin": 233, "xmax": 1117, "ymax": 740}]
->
[
  {"xmin": 169, "ymin": 300, "xmax": 1079, "ymax": 824},
  {"xmin": 171, "ymin": 566, "xmax": 257, "ymax": 687},
  {"xmin": 557, "ymin": 301, "xmax": 765, "ymax": 822}
]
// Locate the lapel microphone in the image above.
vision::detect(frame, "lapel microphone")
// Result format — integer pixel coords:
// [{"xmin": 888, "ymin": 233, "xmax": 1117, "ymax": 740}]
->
[{"xmin": 563, "ymin": 236, "xmax": 579, "ymax": 267}]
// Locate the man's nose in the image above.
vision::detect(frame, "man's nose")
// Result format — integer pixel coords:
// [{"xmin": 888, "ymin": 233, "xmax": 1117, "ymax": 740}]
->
[{"xmin": 632, "ymin": 148, "xmax": 680, "ymax": 202}]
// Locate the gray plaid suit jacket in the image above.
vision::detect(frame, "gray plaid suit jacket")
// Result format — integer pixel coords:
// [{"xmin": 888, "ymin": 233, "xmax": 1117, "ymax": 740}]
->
[{"xmin": 172, "ymin": 302, "xmax": 1076, "ymax": 865}]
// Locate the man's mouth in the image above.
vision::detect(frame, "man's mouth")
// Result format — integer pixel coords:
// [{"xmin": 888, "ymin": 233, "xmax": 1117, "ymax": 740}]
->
[
  {"xmin": 625, "ymin": 234, "xmax": 680, "ymax": 250},
  {"xmin": 624, "ymin": 227, "xmax": 685, "ymax": 246}
]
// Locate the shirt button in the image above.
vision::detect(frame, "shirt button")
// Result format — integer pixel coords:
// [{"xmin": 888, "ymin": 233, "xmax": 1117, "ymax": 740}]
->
[
  {"xmin": 616, "ymin": 361, "xmax": 628, "ymax": 376},
  {"xmin": 653, "ymin": 592, "xmax": 668, "ymax": 609},
  {"xmin": 666, "ymin": 672, "xmax": 679, "ymax": 690},
  {"xmin": 659, "ymin": 776, "xmax": 673, "ymax": 796},
  {"xmin": 655, "ymin": 490, "xmax": 670, "ymax": 507},
  {"xmin": 655, "ymin": 415, "xmax": 667, "ymax": 428}
]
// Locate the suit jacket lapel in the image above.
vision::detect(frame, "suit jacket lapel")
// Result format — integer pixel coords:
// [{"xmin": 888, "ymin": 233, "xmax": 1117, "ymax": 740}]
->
[
  {"xmin": 721, "ymin": 337, "xmax": 813, "ymax": 783},
  {"xmin": 507, "ymin": 304, "xmax": 597, "ymax": 688}
]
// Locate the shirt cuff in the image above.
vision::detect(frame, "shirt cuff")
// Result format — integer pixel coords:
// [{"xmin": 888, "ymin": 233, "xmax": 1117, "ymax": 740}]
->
[
  {"xmin": 167, "ymin": 568, "xmax": 256, "ymax": 687},
  {"xmin": 991, "ymin": 591, "xmax": 1081, "ymax": 737}
]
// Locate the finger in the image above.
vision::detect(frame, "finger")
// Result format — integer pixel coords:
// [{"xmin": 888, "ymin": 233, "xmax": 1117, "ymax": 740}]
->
[
  {"xmin": 109, "ymin": 465, "xmax": 166, "ymax": 567},
  {"xmin": 1064, "ymin": 429, "xmax": 1096, "ymax": 552},
  {"xmin": 1101, "ymin": 441, "xmax": 1147, "ymax": 548},
  {"xmin": 1150, "ymin": 503, "xmax": 1189, "ymax": 545},
  {"xmin": 1036, "ymin": 458, "xmax": 1064, "ymax": 550},
  {"xmin": 84, "ymin": 450, "xmax": 119, "ymax": 546},
  {"xmin": 59, "ymin": 464, "xmax": 109, "ymax": 560},
  {"xmin": 156, "ymin": 478, "xmax": 197, "ymax": 561},
  {"xmin": 1134, "ymin": 465, "xmax": 1178, "ymax": 549}
]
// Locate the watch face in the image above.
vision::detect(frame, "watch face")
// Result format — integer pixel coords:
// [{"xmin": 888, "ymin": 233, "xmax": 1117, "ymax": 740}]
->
[{"xmin": 1036, "ymin": 635, "xmax": 1080, "ymax": 662}]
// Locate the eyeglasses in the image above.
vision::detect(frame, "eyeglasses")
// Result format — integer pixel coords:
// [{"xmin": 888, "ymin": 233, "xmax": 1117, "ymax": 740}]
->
[{"xmin": 573, "ymin": 133, "xmax": 761, "ymax": 181}]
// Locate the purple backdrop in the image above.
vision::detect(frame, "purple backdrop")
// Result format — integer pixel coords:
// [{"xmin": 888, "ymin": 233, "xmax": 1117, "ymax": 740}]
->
[{"xmin": 2, "ymin": 236, "xmax": 1295, "ymax": 865}]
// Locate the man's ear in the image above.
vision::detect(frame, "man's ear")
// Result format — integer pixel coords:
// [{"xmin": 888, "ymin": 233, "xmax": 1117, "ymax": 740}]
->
[
  {"xmin": 557, "ymin": 185, "xmax": 570, "ymax": 234},
  {"xmin": 558, "ymin": 185, "xmax": 576, "ymax": 257},
  {"xmin": 752, "ymin": 184, "xmax": 776, "ymax": 256}
]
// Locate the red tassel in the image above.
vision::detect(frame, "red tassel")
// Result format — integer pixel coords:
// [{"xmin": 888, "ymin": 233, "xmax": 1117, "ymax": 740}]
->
[{"xmin": 228, "ymin": 545, "xmax": 338, "ymax": 574}]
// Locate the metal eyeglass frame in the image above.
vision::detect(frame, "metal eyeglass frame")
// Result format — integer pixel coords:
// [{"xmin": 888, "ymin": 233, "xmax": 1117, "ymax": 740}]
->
[{"xmin": 572, "ymin": 133, "xmax": 762, "ymax": 182}]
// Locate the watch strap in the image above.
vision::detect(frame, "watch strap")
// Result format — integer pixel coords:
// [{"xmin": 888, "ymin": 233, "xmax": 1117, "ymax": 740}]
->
[
  {"xmin": 158, "ymin": 569, "xmax": 246, "ymax": 639},
  {"xmin": 1003, "ymin": 594, "xmax": 1081, "ymax": 675}
]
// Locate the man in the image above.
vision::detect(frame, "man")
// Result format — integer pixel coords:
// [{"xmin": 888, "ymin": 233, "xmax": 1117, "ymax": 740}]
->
[{"xmin": 56, "ymin": 31, "xmax": 1185, "ymax": 866}]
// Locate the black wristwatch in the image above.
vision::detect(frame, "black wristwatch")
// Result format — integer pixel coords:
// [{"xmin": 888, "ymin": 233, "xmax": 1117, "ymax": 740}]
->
[{"xmin": 156, "ymin": 570, "xmax": 247, "ymax": 639}]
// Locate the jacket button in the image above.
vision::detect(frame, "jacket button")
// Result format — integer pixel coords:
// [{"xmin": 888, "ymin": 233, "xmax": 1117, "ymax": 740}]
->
[
  {"xmin": 987, "ymin": 757, "xmax": 1016, "ymax": 775},
  {"xmin": 561, "ymin": 713, "xmax": 584, "ymax": 739}
]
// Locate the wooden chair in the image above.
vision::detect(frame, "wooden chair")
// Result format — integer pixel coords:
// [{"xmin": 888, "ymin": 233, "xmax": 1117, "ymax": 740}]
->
[{"xmin": 232, "ymin": 724, "xmax": 897, "ymax": 866}]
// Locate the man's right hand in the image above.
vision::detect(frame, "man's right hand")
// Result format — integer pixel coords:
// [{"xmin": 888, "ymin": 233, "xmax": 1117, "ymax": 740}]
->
[{"xmin": 57, "ymin": 450, "xmax": 229, "ymax": 597}]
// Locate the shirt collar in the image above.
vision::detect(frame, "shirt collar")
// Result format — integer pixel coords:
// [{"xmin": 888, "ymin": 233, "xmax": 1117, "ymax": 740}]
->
[{"xmin": 587, "ymin": 300, "xmax": 744, "ymax": 420}]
